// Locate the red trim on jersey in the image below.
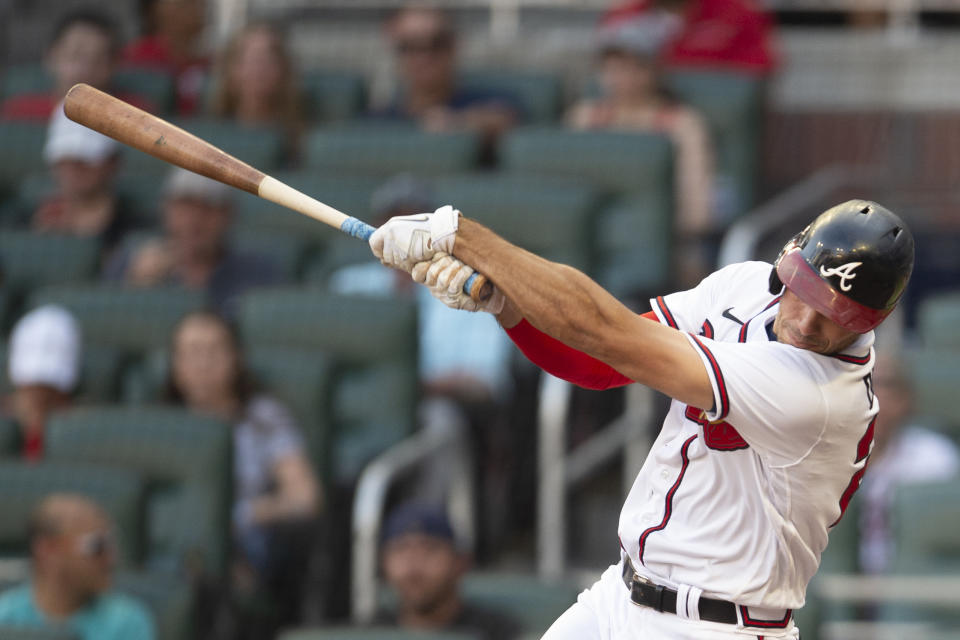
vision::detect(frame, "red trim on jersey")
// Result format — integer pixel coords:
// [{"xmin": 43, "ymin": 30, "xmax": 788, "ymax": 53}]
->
[
  {"xmin": 739, "ymin": 605, "xmax": 792, "ymax": 629},
  {"xmin": 504, "ymin": 315, "xmax": 658, "ymax": 390},
  {"xmin": 700, "ymin": 319, "xmax": 714, "ymax": 338},
  {"xmin": 638, "ymin": 434, "xmax": 697, "ymax": 564},
  {"xmin": 684, "ymin": 406, "xmax": 749, "ymax": 451},
  {"xmin": 655, "ymin": 296, "xmax": 678, "ymax": 328},
  {"xmin": 831, "ymin": 351, "xmax": 872, "ymax": 365},
  {"xmin": 830, "ymin": 416, "xmax": 876, "ymax": 527},
  {"xmin": 689, "ymin": 335, "xmax": 730, "ymax": 420},
  {"xmin": 764, "ymin": 295, "xmax": 783, "ymax": 311},
  {"xmin": 738, "ymin": 296, "xmax": 781, "ymax": 343}
]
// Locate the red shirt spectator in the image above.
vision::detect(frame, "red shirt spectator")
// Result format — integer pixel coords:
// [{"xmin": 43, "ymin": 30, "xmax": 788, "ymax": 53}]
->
[
  {"xmin": 0, "ymin": 10, "xmax": 154, "ymax": 122},
  {"xmin": 122, "ymin": 35, "xmax": 208, "ymax": 116},
  {"xmin": 603, "ymin": 0, "xmax": 778, "ymax": 76},
  {"xmin": 122, "ymin": 0, "xmax": 208, "ymax": 116}
]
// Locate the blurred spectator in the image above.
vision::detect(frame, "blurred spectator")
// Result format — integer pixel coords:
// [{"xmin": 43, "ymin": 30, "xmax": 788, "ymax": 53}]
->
[
  {"xmin": 123, "ymin": 0, "xmax": 209, "ymax": 116},
  {"xmin": 33, "ymin": 105, "xmax": 135, "ymax": 261},
  {"xmin": 1, "ymin": 10, "xmax": 153, "ymax": 121},
  {"xmin": 330, "ymin": 175, "xmax": 514, "ymax": 549},
  {"xmin": 603, "ymin": 0, "xmax": 777, "ymax": 76},
  {"xmin": 103, "ymin": 168, "xmax": 281, "ymax": 317},
  {"xmin": 210, "ymin": 22, "xmax": 305, "ymax": 163},
  {"xmin": 377, "ymin": 502, "xmax": 520, "ymax": 640},
  {"xmin": 3, "ymin": 306, "xmax": 80, "ymax": 460},
  {"xmin": 568, "ymin": 12, "xmax": 715, "ymax": 284},
  {"xmin": 859, "ymin": 355, "xmax": 960, "ymax": 574},
  {"xmin": 376, "ymin": 5, "xmax": 519, "ymax": 148},
  {"xmin": 166, "ymin": 310, "xmax": 321, "ymax": 630},
  {"xmin": 0, "ymin": 494, "xmax": 155, "ymax": 640}
]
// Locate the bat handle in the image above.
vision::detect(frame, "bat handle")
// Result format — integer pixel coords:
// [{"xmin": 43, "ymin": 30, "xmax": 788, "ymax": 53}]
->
[{"xmin": 341, "ymin": 216, "xmax": 493, "ymax": 303}]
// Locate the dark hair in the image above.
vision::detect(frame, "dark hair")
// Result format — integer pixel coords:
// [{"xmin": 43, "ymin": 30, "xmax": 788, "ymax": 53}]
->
[
  {"xmin": 49, "ymin": 9, "xmax": 122, "ymax": 55},
  {"xmin": 164, "ymin": 309, "xmax": 257, "ymax": 408}
]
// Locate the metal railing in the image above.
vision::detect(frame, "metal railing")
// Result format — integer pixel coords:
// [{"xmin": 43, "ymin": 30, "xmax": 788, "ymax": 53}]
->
[
  {"xmin": 351, "ymin": 424, "xmax": 476, "ymax": 623},
  {"xmin": 536, "ymin": 375, "xmax": 656, "ymax": 580}
]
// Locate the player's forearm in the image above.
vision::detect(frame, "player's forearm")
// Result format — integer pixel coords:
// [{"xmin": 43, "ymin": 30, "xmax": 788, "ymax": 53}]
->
[
  {"xmin": 454, "ymin": 217, "xmax": 714, "ymax": 407},
  {"xmin": 455, "ymin": 218, "xmax": 639, "ymax": 365}
]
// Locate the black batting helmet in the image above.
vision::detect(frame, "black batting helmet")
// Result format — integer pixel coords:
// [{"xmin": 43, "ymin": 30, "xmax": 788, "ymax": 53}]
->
[{"xmin": 768, "ymin": 199, "xmax": 914, "ymax": 333}]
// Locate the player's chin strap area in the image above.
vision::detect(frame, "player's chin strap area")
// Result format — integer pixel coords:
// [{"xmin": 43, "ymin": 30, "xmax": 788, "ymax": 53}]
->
[{"xmin": 620, "ymin": 557, "xmax": 793, "ymax": 629}]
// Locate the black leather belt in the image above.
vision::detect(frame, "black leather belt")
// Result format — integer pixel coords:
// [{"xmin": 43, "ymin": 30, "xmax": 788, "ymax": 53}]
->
[{"xmin": 621, "ymin": 558, "xmax": 738, "ymax": 625}]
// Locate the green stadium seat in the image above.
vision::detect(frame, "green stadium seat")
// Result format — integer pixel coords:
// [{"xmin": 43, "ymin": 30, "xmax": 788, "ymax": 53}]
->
[
  {"xmin": 306, "ymin": 125, "xmax": 480, "ymax": 176},
  {"xmin": 903, "ymin": 347, "xmax": 960, "ymax": 436},
  {"xmin": 115, "ymin": 570, "xmax": 194, "ymax": 640},
  {"xmin": 593, "ymin": 195, "xmax": 673, "ymax": 299},
  {"xmin": 0, "ymin": 416, "xmax": 19, "ymax": 456},
  {"xmin": 278, "ymin": 629, "xmax": 478, "ymax": 640},
  {"xmin": 0, "ymin": 341, "xmax": 125, "ymax": 403},
  {"xmin": 1, "ymin": 64, "xmax": 50, "ymax": 99},
  {"xmin": 113, "ymin": 68, "xmax": 176, "ymax": 115},
  {"xmin": 302, "ymin": 70, "xmax": 368, "ymax": 123},
  {"xmin": 229, "ymin": 228, "xmax": 312, "ymax": 281},
  {"xmin": 432, "ymin": 174, "xmax": 598, "ymax": 271},
  {"xmin": 121, "ymin": 119, "xmax": 285, "ymax": 176},
  {"xmin": 0, "ymin": 461, "xmax": 147, "ymax": 566},
  {"xmin": 46, "ymin": 406, "xmax": 232, "ymax": 579},
  {"xmin": 0, "ymin": 626, "xmax": 79, "ymax": 640},
  {"xmin": 0, "ymin": 231, "xmax": 101, "ymax": 295},
  {"xmin": 665, "ymin": 70, "xmax": 764, "ymax": 216},
  {"xmin": 0, "ymin": 122, "xmax": 50, "ymax": 198},
  {"xmin": 460, "ymin": 572, "xmax": 580, "ymax": 634},
  {"xmin": 460, "ymin": 69, "xmax": 563, "ymax": 124},
  {"xmin": 28, "ymin": 286, "xmax": 205, "ymax": 354},
  {"xmin": 237, "ymin": 289, "xmax": 419, "ymax": 482},
  {"xmin": 502, "ymin": 128, "xmax": 674, "ymax": 198},
  {"xmin": 918, "ymin": 292, "xmax": 960, "ymax": 349},
  {"xmin": 891, "ymin": 480, "xmax": 960, "ymax": 573}
]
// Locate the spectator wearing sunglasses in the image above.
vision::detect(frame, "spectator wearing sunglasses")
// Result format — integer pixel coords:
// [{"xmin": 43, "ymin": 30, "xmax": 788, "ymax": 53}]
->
[
  {"xmin": 0, "ymin": 494, "xmax": 155, "ymax": 640},
  {"xmin": 375, "ymin": 5, "xmax": 520, "ymax": 155}
]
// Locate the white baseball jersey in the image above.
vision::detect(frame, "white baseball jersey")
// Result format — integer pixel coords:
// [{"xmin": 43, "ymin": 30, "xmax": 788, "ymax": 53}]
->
[{"xmin": 618, "ymin": 261, "xmax": 878, "ymax": 626}]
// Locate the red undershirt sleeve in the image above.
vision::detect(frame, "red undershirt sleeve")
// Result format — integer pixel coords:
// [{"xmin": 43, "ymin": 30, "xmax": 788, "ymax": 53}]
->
[{"xmin": 504, "ymin": 311, "xmax": 659, "ymax": 390}]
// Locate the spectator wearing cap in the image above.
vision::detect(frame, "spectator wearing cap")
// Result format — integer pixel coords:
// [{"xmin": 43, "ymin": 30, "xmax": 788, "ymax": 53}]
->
[
  {"xmin": 0, "ymin": 494, "xmax": 155, "ymax": 640},
  {"xmin": 0, "ymin": 10, "xmax": 153, "ymax": 122},
  {"xmin": 602, "ymin": 0, "xmax": 777, "ymax": 77},
  {"xmin": 377, "ymin": 502, "xmax": 521, "ymax": 640},
  {"xmin": 4, "ymin": 306, "xmax": 81, "ymax": 460},
  {"xmin": 375, "ymin": 5, "xmax": 520, "ymax": 154},
  {"xmin": 32, "ymin": 105, "xmax": 136, "ymax": 261},
  {"xmin": 567, "ymin": 11, "xmax": 715, "ymax": 285},
  {"xmin": 103, "ymin": 168, "xmax": 282, "ymax": 317}
]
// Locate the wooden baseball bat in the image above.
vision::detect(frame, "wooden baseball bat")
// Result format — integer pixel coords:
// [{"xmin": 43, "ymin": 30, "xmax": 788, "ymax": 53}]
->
[{"xmin": 62, "ymin": 83, "xmax": 491, "ymax": 301}]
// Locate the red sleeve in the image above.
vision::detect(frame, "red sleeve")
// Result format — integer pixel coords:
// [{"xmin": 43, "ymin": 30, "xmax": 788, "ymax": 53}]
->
[{"xmin": 504, "ymin": 311, "xmax": 659, "ymax": 390}]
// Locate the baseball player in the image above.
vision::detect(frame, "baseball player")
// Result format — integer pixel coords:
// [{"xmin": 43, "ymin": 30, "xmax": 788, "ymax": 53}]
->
[{"xmin": 369, "ymin": 200, "xmax": 914, "ymax": 639}]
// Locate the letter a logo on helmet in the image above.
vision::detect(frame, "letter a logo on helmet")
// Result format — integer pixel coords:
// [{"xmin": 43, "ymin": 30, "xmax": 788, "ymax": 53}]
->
[
  {"xmin": 768, "ymin": 200, "xmax": 915, "ymax": 334},
  {"xmin": 819, "ymin": 262, "xmax": 862, "ymax": 292}
]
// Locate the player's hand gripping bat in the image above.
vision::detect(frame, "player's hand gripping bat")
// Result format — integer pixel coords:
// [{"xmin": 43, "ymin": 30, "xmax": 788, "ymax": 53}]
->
[{"xmin": 62, "ymin": 83, "xmax": 491, "ymax": 301}]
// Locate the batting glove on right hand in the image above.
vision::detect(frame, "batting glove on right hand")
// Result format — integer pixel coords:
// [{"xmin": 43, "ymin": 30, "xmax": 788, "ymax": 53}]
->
[
  {"xmin": 369, "ymin": 205, "xmax": 460, "ymax": 272},
  {"xmin": 411, "ymin": 253, "xmax": 505, "ymax": 314}
]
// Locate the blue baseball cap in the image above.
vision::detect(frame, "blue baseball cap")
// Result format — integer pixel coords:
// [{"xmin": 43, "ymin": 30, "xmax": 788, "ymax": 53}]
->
[{"xmin": 382, "ymin": 502, "xmax": 456, "ymax": 545}]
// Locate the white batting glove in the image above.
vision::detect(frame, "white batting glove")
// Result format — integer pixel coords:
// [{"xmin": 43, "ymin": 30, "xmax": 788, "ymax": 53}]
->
[
  {"xmin": 369, "ymin": 205, "xmax": 460, "ymax": 272},
  {"xmin": 411, "ymin": 253, "xmax": 505, "ymax": 314}
]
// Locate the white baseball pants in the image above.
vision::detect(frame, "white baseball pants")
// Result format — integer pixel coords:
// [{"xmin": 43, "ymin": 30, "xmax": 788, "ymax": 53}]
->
[{"xmin": 541, "ymin": 563, "xmax": 801, "ymax": 640}]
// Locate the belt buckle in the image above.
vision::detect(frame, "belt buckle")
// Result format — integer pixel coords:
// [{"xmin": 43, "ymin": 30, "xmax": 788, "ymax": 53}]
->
[{"xmin": 632, "ymin": 573, "xmax": 666, "ymax": 612}]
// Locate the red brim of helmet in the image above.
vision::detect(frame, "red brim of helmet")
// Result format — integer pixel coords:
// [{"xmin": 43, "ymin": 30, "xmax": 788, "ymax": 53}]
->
[{"xmin": 776, "ymin": 249, "xmax": 889, "ymax": 334}]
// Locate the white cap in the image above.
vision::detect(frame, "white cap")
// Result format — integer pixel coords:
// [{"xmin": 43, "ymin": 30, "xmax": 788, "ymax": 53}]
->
[
  {"xmin": 599, "ymin": 11, "xmax": 682, "ymax": 59},
  {"xmin": 43, "ymin": 102, "xmax": 120, "ymax": 165},
  {"xmin": 8, "ymin": 305, "xmax": 82, "ymax": 393}
]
